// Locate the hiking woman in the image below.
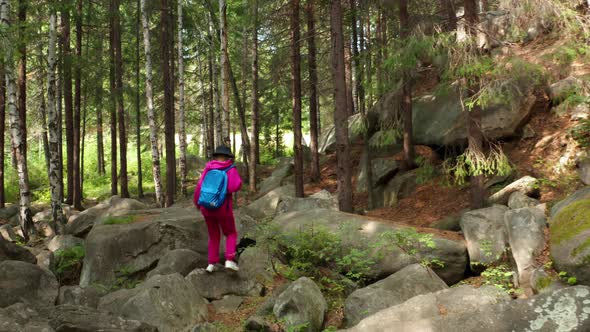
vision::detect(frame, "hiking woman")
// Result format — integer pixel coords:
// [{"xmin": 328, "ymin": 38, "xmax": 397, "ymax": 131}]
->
[{"xmin": 193, "ymin": 146, "xmax": 243, "ymax": 272}]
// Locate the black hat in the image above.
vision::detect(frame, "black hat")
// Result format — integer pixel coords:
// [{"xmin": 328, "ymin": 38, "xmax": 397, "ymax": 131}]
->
[{"xmin": 212, "ymin": 145, "xmax": 234, "ymax": 159}]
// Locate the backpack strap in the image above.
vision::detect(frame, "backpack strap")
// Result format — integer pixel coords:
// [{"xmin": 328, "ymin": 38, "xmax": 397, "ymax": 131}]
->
[{"xmin": 222, "ymin": 164, "xmax": 235, "ymax": 173}]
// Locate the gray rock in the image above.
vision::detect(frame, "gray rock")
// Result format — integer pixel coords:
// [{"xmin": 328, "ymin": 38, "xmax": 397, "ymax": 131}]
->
[
  {"xmin": 504, "ymin": 207, "xmax": 546, "ymax": 287},
  {"xmin": 0, "ymin": 205, "xmax": 19, "ymax": 220},
  {"xmin": 0, "ymin": 260, "xmax": 58, "ymax": 308},
  {"xmin": 67, "ymin": 196, "xmax": 147, "ymax": 237},
  {"xmin": 242, "ymin": 184, "xmax": 295, "ymax": 221},
  {"xmin": 319, "ymin": 113, "xmax": 364, "ymax": 154},
  {"xmin": 258, "ymin": 160, "xmax": 295, "ymax": 196},
  {"xmin": 431, "ymin": 210, "xmax": 468, "ymax": 232},
  {"xmin": 460, "ymin": 205, "xmax": 510, "ymax": 268},
  {"xmin": 47, "ymin": 235, "xmax": 85, "ymax": 253},
  {"xmin": 374, "ymin": 171, "xmax": 417, "ymax": 208},
  {"xmin": 244, "ymin": 316, "xmax": 272, "ymax": 332},
  {"xmin": 343, "ymin": 285, "xmax": 510, "ymax": 332},
  {"xmin": 276, "ymin": 192, "xmax": 338, "ymax": 215},
  {"xmin": 50, "ymin": 304, "xmax": 158, "ymax": 332},
  {"xmin": 571, "ymin": 103, "xmax": 590, "ymax": 121},
  {"xmin": 530, "ymin": 267, "xmax": 565, "ymax": 295},
  {"xmin": 507, "ymin": 191, "xmax": 540, "ymax": 209},
  {"xmin": 549, "ymin": 76, "xmax": 584, "ymax": 104},
  {"xmin": 356, "ymin": 158, "xmax": 399, "ymax": 193},
  {"xmin": 185, "ymin": 268, "xmax": 264, "ymax": 300},
  {"xmin": 34, "ymin": 249, "xmax": 55, "ymax": 271},
  {"xmin": 146, "ymin": 249, "xmax": 206, "ymax": 278},
  {"xmin": 212, "ymin": 295, "xmax": 244, "ymax": 314},
  {"xmin": 551, "ymin": 186, "xmax": 590, "ymax": 218},
  {"xmin": 190, "ymin": 323, "xmax": 218, "ymax": 332},
  {"xmin": 344, "ymin": 264, "xmax": 448, "ymax": 327},
  {"xmin": 272, "ymin": 209, "xmax": 467, "ymax": 285},
  {"xmin": 238, "ymin": 246, "xmax": 274, "ymax": 282},
  {"xmin": 577, "ymin": 157, "xmax": 590, "ymax": 186},
  {"xmin": 57, "ymin": 286, "xmax": 102, "ymax": 309},
  {"xmin": 0, "ymin": 303, "xmax": 54, "ymax": 332},
  {"xmin": 99, "ymin": 273, "xmax": 208, "ymax": 332},
  {"xmin": 489, "ymin": 176, "xmax": 539, "ymax": 205},
  {"xmin": 273, "ymin": 277, "xmax": 327, "ymax": 332},
  {"xmin": 80, "ymin": 208, "xmax": 207, "ymax": 288},
  {"xmin": 0, "ymin": 224, "xmax": 18, "ymax": 242}
]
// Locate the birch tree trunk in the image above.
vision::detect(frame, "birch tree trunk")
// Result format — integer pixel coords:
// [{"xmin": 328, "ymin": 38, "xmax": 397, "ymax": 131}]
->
[
  {"xmin": 17, "ymin": 0, "xmax": 26, "ymax": 160},
  {"xmin": 0, "ymin": 60, "xmax": 5, "ymax": 208},
  {"xmin": 37, "ymin": 40, "xmax": 50, "ymax": 172},
  {"xmin": 177, "ymin": 0, "xmax": 188, "ymax": 196},
  {"xmin": 140, "ymin": 0, "xmax": 164, "ymax": 206},
  {"xmin": 330, "ymin": 0, "xmax": 353, "ymax": 212},
  {"xmin": 219, "ymin": 0, "xmax": 230, "ymax": 142},
  {"xmin": 1, "ymin": 0, "xmax": 34, "ymax": 239}
]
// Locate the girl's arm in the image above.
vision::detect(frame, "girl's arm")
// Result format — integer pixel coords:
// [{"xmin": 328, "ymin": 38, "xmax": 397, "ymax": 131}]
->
[{"xmin": 227, "ymin": 167, "xmax": 243, "ymax": 193}]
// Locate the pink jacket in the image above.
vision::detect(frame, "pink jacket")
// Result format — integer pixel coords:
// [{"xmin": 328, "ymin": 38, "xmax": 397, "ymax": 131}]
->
[{"xmin": 193, "ymin": 160, "xmax": 242, "ymax": 216}]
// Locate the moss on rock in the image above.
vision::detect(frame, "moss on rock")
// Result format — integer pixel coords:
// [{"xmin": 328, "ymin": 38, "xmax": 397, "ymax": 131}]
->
[{"xmin": 550, "ymin": 199, "xmax": 590, "ymax": 249}]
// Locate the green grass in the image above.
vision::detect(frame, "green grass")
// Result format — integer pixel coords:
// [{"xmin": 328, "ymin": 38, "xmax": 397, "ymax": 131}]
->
[{"xmin": 103, "ymin": 215, "xmax": 136, "ymax": 225}]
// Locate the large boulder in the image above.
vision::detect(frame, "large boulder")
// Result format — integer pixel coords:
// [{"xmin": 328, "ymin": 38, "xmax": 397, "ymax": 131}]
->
[
  {"xmin": 272, "ymin": 209, "xmax": 467, "ymax": 285},
  {"xmin": 460, "ymin": 205, "xmax": 510, "ymax": 268},
  {"xmin": 67, "ymin": 196, "xmax": 147, "ymax": 237},
  {"xmin": 343, "ymin": 286, "xmax": 590, "ymax": 332},
  {"xmin": 0, "ymin": 236, "xmax": 36, "ymax": 264},
  {"xmin": 0, "ymin": 303, "xmax": 53, "ymax": 332},
  {"xmin": 276, "ymin": 190, "xmax": 339, "ymax": 215},
  {"xmin": 550, "ymin": 198, "xmax": 590, "ymax": 285},
  {"xmin": 319, "ymin": 113, "xmax": 364, "ymax": 154},
  {"xmin": 57, "ymin": 286, "xmax": 102, "ymax": 309},
  {"xmin": 507, "ymin": 191, "xmax": 540, "ymax": 209},
  {"xmin": 374, "ymin": 171, "xmax": 417, "ymax": 209},
  {"xmin": 258, "ymin": 159, "xmax": 295, "ymax": 196},
  {"xmin": 504, "ymin": 207, "xmax": 546, "ymax": 287},
  {"xmin": 356, "ymin": 158, "xmax": 399, "ymax": 193},
  {"xmin": 185, "ymin": 268, "xmax": 264, "ymax": 300},
  {"xmin": 242, "ymin": 184, "xmax": 296, "ymax": 221},
  {"xmin": 99, "ymin": 273, "xmax": 208, "ymax": 332},
  {"xmin": 146, "ymin": 249, "xmax": 206, "ymax": 278},
  {"xmin": 488, "ymin": 176, "xmax": 539, "ymax": 205},
  {"xmin": 549, "ymin": 76, "xmax": 584, "ymax": 104},
  {"xmin": 47, "ymin": 235, "xmax": 85, "ymax": 253},
  {"xmin": 344, "ymin": 264, "xmax": 448, "ymax": 327},
  {"xmin": 50, "ymin": 304, "xmax": 158, "ymax": 332},
  {"xmin": 551, "ymin": 186, "xmax": 590, "ymax": 218},
  {"xmin": 370, "ymin": 79, "xmax": 537, "ymax": 146},
  {"xmin": 0, "ymin": 260, "xmax": 58, "ymax": 308},
  {"xmin": 80, "ymin": 208, "xmax": 207, "ymax": 288},
  {"xmin": 273, "ymin": 277, "xmax": 327, "ymax": 332}
]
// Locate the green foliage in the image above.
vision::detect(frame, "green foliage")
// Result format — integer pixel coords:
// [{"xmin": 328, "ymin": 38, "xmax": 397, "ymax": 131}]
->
[
  {"xmin": 558, "ymin": 271, "xmax": 578, "ymax": 285},
  {"xmin": 571, "ymin": 117, "xmax": 590, "ymax": 148},
  {"xmin": 415, "ymin": 156, "xmax": 437, "ymax": 185},
  {"xmin": 385, "ymin": 35, "xmax": 438, "ymax": 78},
  {"xmin": 443, "ymin": 145, "xmax": 512, "ymax": 186},
  {"xmin": 481, "ymin": 264, "xmax": 519, "ymax": 295},
  {"xmin": 54, "ymin": 245, "xmax": 85, "ymax": 283},
  {"xmin": 375, "ymin": 227, "xmax": 442, "ymax": 269},
  {"xmin": 103, "ymin": 215, "xmax": 135, "ymax": 225},
  {"xmin": 369, "ymin": 129, "xmax": 401, "ymax": 148}
]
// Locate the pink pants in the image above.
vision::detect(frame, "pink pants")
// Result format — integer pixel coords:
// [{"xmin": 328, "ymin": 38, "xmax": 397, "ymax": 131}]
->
[{"xmin": 204, "ymin": 215, "xmax": 238, "ymax": 264}]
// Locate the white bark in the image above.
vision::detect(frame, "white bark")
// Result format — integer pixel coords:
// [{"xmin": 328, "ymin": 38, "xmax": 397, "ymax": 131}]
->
[
  {"xmin": 46, "ymin": 9, "xmax": 64, "ymax": 234},
  {"xmin": 177, "ymin": 0, "xmax": 187, "ymax": 195},
  {"xmin": 140, "ymin": 0, "xmax": 164, "ymax": 206},
  {"xmin": 2, "ymin": 0, "xmax": 33, "ymax": 239}
]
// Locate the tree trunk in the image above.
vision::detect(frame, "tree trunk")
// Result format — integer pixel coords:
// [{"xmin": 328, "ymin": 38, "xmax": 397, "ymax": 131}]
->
[
  {"xmin": 290, "ymin": 0, "xmax": 304, "ymax": 198},
  {"xmin": 465, "ymin": 0, "xmax": 478, "ymax": 35},
  {"xmin": 108, "ymin": 0, "xmax": 118, "ymax": 196},
  {"xmin": 73, "ymin": 0, "xmax": 83, "ymax": 209},
  {"xmin": 207, "ymin": 20, "xmax": 216, "ymax": 154},
  {"xmin": 161, "ymin": 0, "xmax": 176, "ymax": 207},
  {"xmin": 96, "ymin": 37, "xmax": 106, "ymax": 176},
  {"xmin": 219, "ymin": 0, "xmax": 230, "ymax": 141},
  {"xmin": 37, "ymin": 40, "xmax": 50, "ymax": 172},
  {"xmin": 344, "ymin": 40, "xmax": 354, "ymax": 116},
  {"xmin": 177, "ymin": 0, "xmax": 187, "ymax": 196},
  {"xmin": 442, "ymin": 0, "xmax": 457, "ymax": 31},
  {"xmin": 134, "ymin": 0, "xmax": 143, "ymax": 198},
  {"xmin": 112, "ymin": 0, "xmax": 129, "ymax": 198},
  {"xmin": 62, "ymin": 4, "xmax": 75, "ymax": 204},
  {"xmin": 140, "ymin": 0, "xmax": 164, "ymax": 206},
  {"xmin": 17, "ymin": 0, "xmax": 26, "ymax": 160},
  {"xmin": 57, "ymin": 40, "xmax": 64, "ymax": 201},
  {"xmin": 210, "ymin": 16, "xmax": 222, "ymax": 147},
  {"xmin": 249, "ymin": 0, "xmax": 259, "ymax": 192},
  {"xmin": 228, "ymin": 60, "xmax": 250, "ymax": 173},
  {"xmin": 330, "ymin": 0, "xmax": 353, "ymax": 212},
  {"xmin": 0, "ymin": 58, "xmax": 5, "ymax": 208},
  {"xmin": 365, "ymin": 12, "xmax": 373, "ymax": 107},
  {"xmin": 306, "ymin": 0, "xmax": 320, "ymax": 183},
  {"xmin": 399, "ymin": 0, "xmax": 415, "ymax": 170},
  {"xmin": 47, "ymin": 7, "xmax": 65, "ymax": 233},
  {"xmin": 1, "ymin": 0, "xmax": 33, "ymax": 240}
]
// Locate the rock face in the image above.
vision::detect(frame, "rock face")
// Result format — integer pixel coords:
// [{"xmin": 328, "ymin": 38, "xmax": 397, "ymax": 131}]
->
[
  {"xmin": 99, "ymin": 273, "xmax": 208, "ymax": 332},
  {"xmin": 549, "ymin": 76, "xmax": 584, "ymax": 104},
  {"xmin": 374, "ymin": 171, "xmax": 417, "ymax": 209},
  {"xmin": 258, "ymin": 159, "xmax": 295, "ymax": 196},
  {"xmin": 273, "ymin": 277, "xmax": 327, "ymax": 332},
  {"xmin": 243, "ymin": 184, "xmax": 295, "ymax": 221},
  {"xmin": 276, "ymin": 190, "xmax": 339, "ymax": 215},
  {"xmin": 0, "ymin": 236, "xmax": 36, "ymax": 263},
  {"xmin": 460, "ymin": 205, "xmax": 509, "ymax": 268},
  {"xmin": 344, "ymin": 264, "xmax": 448, "ymax": 327},
  {"xmin": 67, "ymin": 196, "xmax": 147, "ymax": 237},
  {"xmin": 146, "ymin": 249, "xmax": 206, "ymax": 278},
  {"xmin": 550, "ymin": 198, "xmax": 590, "ymax": 286},
  {"xmin": 369, "ymin": 78, "xmax": 537, "ymax": 147},
  {"xmin": 488, "ymin": 176, "xmax": 539, "ymax": 205},
  {"xmin": 507, "ymin": 191, "xmax": 540, "ymax": 209},
  {"xmin": 57, "ymin": 286, "xmax": 102, "ymax": 309},
  {"xmin": 344, "ymin": 286, "xmax": 590, "ymax": 332},
  {"xmin": 0, "ymin": 260, "xmax": 58, "ymax": 308},
  {"xmin": 551, "ymin": 186, "xmax": 590, "ymax": 218},
  {"xmin": 504, "ymin": 207, "xmax": 546, "ymax": 287},
  {"xmin": 47, "ymin": 235, "xmax": 85, "ymax": 253},
  {"xmin": 0, "ymin": 303, "xmax": 54, "ymax": 332},
  {"xmin": 272, "ymin": 209, "xmax": 467, "ymax": 285},
  {"xmin": 185, "ymin": 268, "xmax": 264, "ymax": 300},
  {"xmin": 50, "ymin": 304, "xmax": 158, "ymax": 332},
  {"xmin": 577, "ymin": 157, "xmax": 590, "ymax": 185},
  {"xmin": 80, "ymin": 209, "xmax": 206, "ymax": 288},
  {"xmin": 319, "ymin": 113, "xmax": 364, "ymax": 154},
  {"xmin": 356, "ymin": 158, "xmax": 399, "ymax": 192}
]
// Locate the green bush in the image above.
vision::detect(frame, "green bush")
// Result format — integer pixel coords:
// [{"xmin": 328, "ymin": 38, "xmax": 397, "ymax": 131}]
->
[
  {"xmin": 103, "ymin": 216, "xmax": 136, "ymax": 225},
  {"xmin": 54, "ymin": 245, "xmax": 85, "ymax": 285}
]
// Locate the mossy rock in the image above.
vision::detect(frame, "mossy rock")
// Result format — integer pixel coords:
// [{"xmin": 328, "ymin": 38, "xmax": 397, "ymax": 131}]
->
[{"xmin": 550, "ymin": 199, "xmax": 590, "ymax": 286}]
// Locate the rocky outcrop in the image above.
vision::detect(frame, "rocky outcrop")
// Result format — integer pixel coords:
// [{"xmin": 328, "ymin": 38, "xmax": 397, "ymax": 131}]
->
[
  {"xmin": 273, "ymin": 277, "xmax": 327, "ymax": 332},
  {"xmin": 0, "ymin": 260, "xmax": 58, "ymax": 309},
  {"xmin": 507, "ymin": 191, "xmax": 540, "ymax": 209},
  {"xmin": 146, "ymin": 249, "xmax": 206, "ymax": 278},
  {"xmin": 242, "ymin": 184, "xmax": 295, "ymax": 221},
  {"xmin": 488, "ymin": 176, "xmax": 539, "ymax": 205},
  {"xmin": 185, "ymin": 268, "xmax": 264, "ymax": 300},
  {"xmin": 549, "ymin": 76, "xmax": 584, "ymax": 104},
  {"xmin": 276, "ymin": 190, "xmax": 339, "ymax": 215},
  {"xmin": 57, "ymin": 286, "xmax": 102, "ymax": 309},
  {"xmin": 460, "ymin": 205, "xmax": 510, "ymax": 268},
  {"xmin": 0, "ymin": 236, "xmax": 36, "ymax": 264},
  {"xmin": 344, "ymin": 264, "xmax": 448, "ymax": 327},
  {"xmin": 47, "ymin": 235, "xmax": 84, "ymax": 253},
  {"xmin": 258, "ymin": 159, "xmax": 295, "ymax": 196}
]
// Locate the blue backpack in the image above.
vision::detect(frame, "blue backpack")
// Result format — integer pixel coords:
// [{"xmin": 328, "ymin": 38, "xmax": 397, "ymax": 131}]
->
[{"xmin": 197, "ymin": 165, "xmax": 235, "ymax": 209}]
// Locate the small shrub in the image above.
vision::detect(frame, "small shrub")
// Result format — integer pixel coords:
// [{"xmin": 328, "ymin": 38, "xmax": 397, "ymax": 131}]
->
[
  {"xmin": 54, "ymin": 245, "xmax": 85, "ymax": 285},
  {"xmin": 481, "ymin": 264, "xmax": 519, "ymax": 295},
  {"xmin": 415, "ymin": 156, "xmax": 437, "ymax": 185}
]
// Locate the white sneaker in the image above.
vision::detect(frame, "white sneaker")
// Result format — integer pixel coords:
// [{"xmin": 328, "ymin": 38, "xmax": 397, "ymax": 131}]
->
[
  {"xmin": 206, "ymin": 264, "xmax": 218, "ymax": 273},
  {"xmin": 225, "ymin": 260, "xmax": 239, "ymax": 271}
]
